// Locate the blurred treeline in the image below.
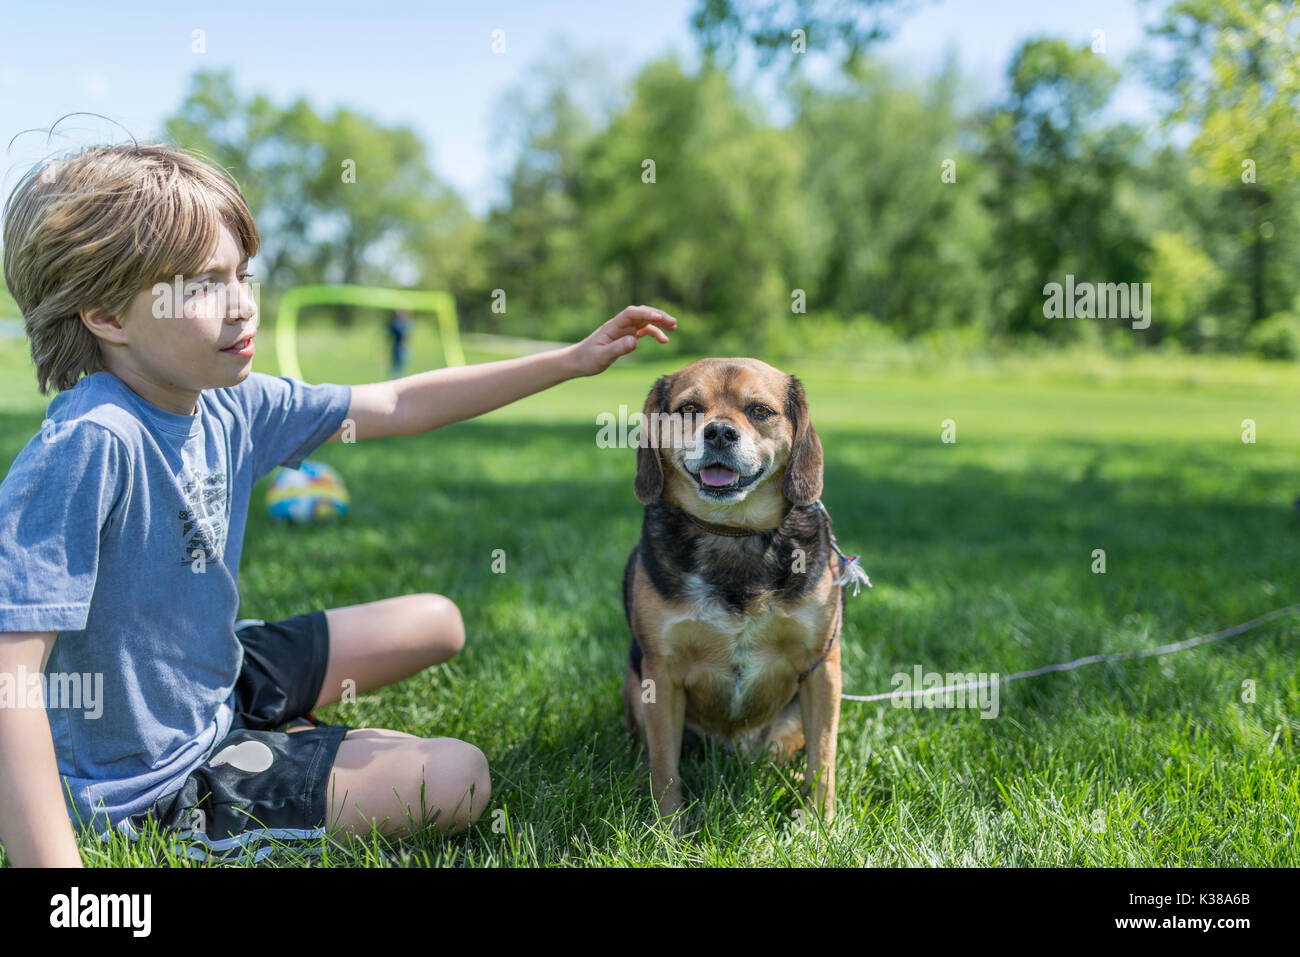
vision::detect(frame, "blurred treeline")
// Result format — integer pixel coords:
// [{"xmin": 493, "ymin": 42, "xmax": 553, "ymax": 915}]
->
[{"xmin": 157, "ymin": 0, "xmax": 1300, "ymax": 359}]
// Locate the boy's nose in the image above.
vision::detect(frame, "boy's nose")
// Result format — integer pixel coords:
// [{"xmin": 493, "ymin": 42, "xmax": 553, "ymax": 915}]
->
[{"xmin": 229, "ymin": 283, "xmax": 257, "ymax": 320}]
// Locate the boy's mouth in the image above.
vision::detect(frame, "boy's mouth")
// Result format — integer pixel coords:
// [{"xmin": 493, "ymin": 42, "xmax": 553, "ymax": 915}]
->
[{"xmin": 221, "ymin": 334, "xmax": 255, "ymax": 357}]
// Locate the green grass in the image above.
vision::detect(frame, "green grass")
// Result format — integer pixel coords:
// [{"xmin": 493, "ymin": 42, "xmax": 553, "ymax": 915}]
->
[{"xmin": 1, "ymin": 321, "xmax": 1297, "ymax": 867}]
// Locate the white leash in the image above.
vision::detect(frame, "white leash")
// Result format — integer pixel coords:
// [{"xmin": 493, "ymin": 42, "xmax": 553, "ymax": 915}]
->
[
  {"xmin": 840, "ymin": 604, "xmax": 1300, "ymax": 703},
  {"xmin": 815, "ymin": 504, "xmax": 1296, "ymax": 703}
]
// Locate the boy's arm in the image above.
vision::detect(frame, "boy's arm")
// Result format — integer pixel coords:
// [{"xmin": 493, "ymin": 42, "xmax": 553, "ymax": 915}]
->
[
  {"xmin": 0, "ymin": 631, "xmax": 84, "ymax": 868},
  {"xmin": 331, "ymin": 305, "xmax": 676, "ymax": 440}
]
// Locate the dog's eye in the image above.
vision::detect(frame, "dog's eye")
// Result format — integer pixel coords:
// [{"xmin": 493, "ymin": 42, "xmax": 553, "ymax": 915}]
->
[
  {"xmin": 676, "ymin": 402, "xmax": 703, "ymax": 415},
  {"xmin": 749, "ymin": 405, "xmax": 776, "ymax": 419}
]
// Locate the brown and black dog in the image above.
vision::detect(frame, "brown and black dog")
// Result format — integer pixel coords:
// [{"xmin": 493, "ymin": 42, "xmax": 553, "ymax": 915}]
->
[{"xmin": 621, "ymin": 357, "xmax": 842, "ymax": 822}]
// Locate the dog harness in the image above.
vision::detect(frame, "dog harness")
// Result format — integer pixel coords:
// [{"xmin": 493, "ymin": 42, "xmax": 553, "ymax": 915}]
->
[{"xmin": 669, "ymin": 498, "xmax": 872, "ymax": 682}]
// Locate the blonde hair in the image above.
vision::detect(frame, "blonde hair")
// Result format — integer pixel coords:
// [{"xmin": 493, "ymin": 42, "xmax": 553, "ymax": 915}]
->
[{"xmin": 2, "ymin": 142, "xmax": 261, "ymax": 393}]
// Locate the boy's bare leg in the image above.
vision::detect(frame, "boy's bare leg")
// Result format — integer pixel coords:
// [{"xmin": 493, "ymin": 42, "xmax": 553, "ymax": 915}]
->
[
  {"xmin": 324, "ymin": 729, "xmax": 490, "ymax": 836},
  {"xmin": 314, "ymin": 593, "xmax": 465, "ymax": 710},
  {"xmin": 295, "ymin": 593, "xmax": 488, "ymax": 835}
]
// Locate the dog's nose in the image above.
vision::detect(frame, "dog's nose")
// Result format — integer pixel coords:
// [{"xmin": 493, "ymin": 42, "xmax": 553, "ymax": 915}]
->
[{"xmin": 702, "ymin": 420, "xmax": 740, "ymax": 448}]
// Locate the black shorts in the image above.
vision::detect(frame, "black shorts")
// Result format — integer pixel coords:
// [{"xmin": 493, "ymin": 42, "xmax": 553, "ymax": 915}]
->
[{"xmin": 121, "ymin": 610, "xmax": 353, "ymax": 862}]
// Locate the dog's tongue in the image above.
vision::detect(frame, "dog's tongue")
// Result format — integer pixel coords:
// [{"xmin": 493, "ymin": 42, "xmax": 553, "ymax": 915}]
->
[{"xmin": 700, "ymin": 466, "xmax": 738, "ymax": 487}]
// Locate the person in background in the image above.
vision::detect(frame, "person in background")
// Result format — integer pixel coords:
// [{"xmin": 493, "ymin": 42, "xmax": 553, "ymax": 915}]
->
[{"xmin": 388, "ymin": 309, "xmax": 412, "ymax": 377}]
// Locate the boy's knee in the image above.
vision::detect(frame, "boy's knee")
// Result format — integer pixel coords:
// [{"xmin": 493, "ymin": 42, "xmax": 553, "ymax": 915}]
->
[
  {"xmin": 414, "ymin": 592, "xmax": 464, "ymax": 658},
  {"xmin": 426, "ymin": 738, "xmax": 490, "ymax": 832}
]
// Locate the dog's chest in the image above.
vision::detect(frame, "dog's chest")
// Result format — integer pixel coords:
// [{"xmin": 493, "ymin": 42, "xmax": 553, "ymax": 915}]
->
[{"xmin": 660, "ymin": 572, "xmax": 826, "ymax": 729}]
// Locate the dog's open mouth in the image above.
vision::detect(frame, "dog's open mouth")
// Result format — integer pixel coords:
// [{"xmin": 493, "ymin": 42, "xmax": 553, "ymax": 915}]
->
[{"xmin": 690, "ymin": 463, "xmax": 766, "ymax": 494}]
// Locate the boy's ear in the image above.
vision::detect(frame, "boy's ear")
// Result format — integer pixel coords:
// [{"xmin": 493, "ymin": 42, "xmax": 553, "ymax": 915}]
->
[
  {"xmin": 79, "ymin": 306, "xmax": 127, "ymax": 345},
  {"xmin": 782, "ymin": 374, "xmax": 823, "ymax": 506},
  {"xmin": 634, "ymin": 374, "xmax": 675, "ymax": 504}
]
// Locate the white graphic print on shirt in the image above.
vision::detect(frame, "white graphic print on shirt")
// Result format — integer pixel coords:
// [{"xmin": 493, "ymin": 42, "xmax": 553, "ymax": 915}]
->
[{"xmin": 179, "ymin": 469, "xmax": 228, "ymax": 565}]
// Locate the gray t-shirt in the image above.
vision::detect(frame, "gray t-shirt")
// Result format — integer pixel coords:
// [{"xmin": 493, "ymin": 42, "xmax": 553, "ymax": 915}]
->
[{"xmin": 0, "ymin": 370, "xmax": 351, "ymax": 836}]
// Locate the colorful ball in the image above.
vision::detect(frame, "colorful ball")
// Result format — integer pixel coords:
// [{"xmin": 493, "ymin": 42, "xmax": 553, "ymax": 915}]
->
[{"xmin": 266, "ymin": 459, "xmax": 350, "ymax": 523}]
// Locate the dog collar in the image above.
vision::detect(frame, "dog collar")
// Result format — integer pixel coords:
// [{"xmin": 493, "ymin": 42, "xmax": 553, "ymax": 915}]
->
[
  {"xmin": 666, "ymin": 499, "xmax": 814, "ymax": 539},
  {"xmin": 663, "ymin": 498, "xmax": 820, "ymax": 540},
  {"xmin": 675, "ymin": 507, "xmax": 763, "ymax": 537}
]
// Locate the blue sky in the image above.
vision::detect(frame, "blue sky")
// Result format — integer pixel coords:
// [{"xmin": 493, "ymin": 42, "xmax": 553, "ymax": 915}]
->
[{"xmin": 1, "ymin": 0, "xmax": 1167, "ymax": 215}]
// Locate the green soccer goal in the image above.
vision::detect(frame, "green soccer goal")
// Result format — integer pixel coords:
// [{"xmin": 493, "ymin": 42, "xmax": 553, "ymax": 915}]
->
[{"xmin": 273, "ymin": 284, "xmax": 465, "ymax": 381}]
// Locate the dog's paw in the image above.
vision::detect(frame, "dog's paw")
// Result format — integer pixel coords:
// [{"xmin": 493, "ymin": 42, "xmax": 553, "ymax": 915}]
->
[
  {"xmin": 653, "ymin": 783, "xmax": 688, "ymax": 835},
  {"xmin": 655, "ymin": 790, "xmax": 683, "ymax": 818},
  {"xmin": 653, "ymin": 800, "xmax": 688, "ymax": 838}
]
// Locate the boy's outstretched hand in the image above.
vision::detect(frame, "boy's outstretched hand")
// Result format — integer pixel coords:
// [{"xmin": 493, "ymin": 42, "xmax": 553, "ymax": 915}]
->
[
  {"xmin": 570, "ymin": 305, "xmax": 678, "ymax": 377},
  {"xmin": 336, "ymin": 305, "xmax": 679, "ymax": 439}
]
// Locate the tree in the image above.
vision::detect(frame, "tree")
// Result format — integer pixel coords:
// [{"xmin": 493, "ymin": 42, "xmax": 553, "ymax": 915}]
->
[
  {"xmin": 575, "ymin": 59, "xmax": 815, "ymax": 345},
  {"xmin": 979, "ymin": 38, "xmax": 1148, "ymax": 340},
  {"xmin": 1149, "ymin": 0, "xmax": 1300, "ymax": 326},
  {"xmin": 470, "ymin": 49, "xmax": 619, "ymax": 330},
  {"xmin": 692, "ymin": 0, "xmax": 918, "ymax": 69},
  {"xmin": 791, "ymin": 56, "xmax": 994, "ymax": 334}
]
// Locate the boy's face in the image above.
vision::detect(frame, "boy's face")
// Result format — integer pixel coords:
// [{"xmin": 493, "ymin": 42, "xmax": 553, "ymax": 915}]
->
[{"xmin": 88, "ymin": 223, "xmax": 258, "ymax": 415}]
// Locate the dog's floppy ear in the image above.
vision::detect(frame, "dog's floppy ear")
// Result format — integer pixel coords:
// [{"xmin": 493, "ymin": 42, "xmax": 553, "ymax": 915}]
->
[
  {"xmin": 634, "ymin": 374, "xmax": 674, "ymax": 504},
  {"xmin": 782, "ymin": 374, "xmax": 824, "ymax": 505}
]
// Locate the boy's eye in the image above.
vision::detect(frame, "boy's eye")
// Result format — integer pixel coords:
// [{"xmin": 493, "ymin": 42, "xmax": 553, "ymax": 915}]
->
[{"xmin": 185, "ymin": 275, "xmax": 253, "ymax": 296}]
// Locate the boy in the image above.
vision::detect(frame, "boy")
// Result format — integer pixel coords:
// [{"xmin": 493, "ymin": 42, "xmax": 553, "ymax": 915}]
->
[{"xmin": 0, "ymin": 142, "xmax": 676, "ymax": 867}]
